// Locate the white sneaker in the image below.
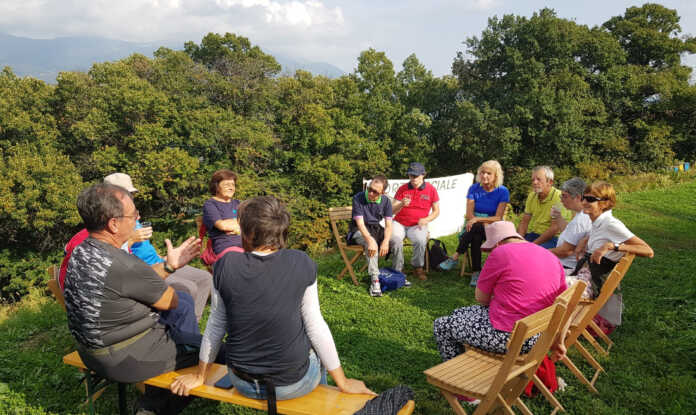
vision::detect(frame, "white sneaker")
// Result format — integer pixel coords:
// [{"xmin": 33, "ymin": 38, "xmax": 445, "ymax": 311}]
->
[
  {"xmin": 370, "ymin": 281, "xmax": 382, "ymax": 297},
  {"xmin": 404, "ymin": 279, "xmax": 412, "ymax": 287}
]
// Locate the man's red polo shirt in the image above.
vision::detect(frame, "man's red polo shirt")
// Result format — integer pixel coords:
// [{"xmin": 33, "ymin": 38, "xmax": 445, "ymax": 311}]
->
[{"xmin": 394, "ymin": 182, "xmax": 439, "ymax": 227}]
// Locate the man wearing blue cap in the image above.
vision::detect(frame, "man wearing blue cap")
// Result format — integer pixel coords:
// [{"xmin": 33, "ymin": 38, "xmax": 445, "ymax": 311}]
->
[{"xmin": 390, "ymin": 162, "xmax": 440, "ymax": 281}]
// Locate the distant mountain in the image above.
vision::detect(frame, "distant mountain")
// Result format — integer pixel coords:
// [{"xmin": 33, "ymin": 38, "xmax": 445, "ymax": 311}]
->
[
  {"xmin": 271, "ymin": 52, "xmax": 346, "ymax": 78},
  {"xmin": 0, "ymin": 33, "xmax": 345, "ymax": 83}
]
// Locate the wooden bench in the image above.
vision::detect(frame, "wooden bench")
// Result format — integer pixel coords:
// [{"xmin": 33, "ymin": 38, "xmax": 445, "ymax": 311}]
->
[{"xmin": 63, "ymin": 351, "xmax": 415, "ymax": 415}]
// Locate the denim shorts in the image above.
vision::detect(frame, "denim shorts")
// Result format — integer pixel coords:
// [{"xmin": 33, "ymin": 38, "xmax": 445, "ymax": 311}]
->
[{"xmin": 228, "ymin": 349, "xmax": 327, "ymax": 400}]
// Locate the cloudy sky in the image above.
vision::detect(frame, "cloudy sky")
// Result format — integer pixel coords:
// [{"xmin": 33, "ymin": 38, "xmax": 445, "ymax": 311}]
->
[{"xmin": 1, "ymin": 0, "xmax": 695, "ymax": 76}]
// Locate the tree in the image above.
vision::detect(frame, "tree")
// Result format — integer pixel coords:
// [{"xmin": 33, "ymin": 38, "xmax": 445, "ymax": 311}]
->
[
  {"xmin": 184, "ymin": 33, "xmax": 280, "ymax": 115},
  {"xmin": 603, "ymin": 3, "xmax": 696, "ymax": 69}
]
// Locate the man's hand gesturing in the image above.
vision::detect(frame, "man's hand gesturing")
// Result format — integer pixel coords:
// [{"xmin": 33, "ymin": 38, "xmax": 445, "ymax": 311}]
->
[{"xmin": 165, "ymin": 237, "xmax": 202, "ymax": 269}]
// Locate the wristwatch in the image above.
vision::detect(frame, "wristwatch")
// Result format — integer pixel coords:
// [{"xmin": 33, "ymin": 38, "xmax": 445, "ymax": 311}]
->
[
  {"xmin": 613, "ymin": 242, "xmax": 620, "ymax": 252},
  {"xmin": 163, "ymin": 262, "xmax": 176, "ymax": 273}
]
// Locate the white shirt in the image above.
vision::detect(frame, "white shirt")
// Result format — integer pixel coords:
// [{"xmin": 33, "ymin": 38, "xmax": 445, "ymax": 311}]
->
[
  {"xmin": 556, "ymin": 211, "xmax": 592, "ymax": 269},
  {"xmin": 587, "ymin": 210, "xmax": 634, "ymax": 262}
]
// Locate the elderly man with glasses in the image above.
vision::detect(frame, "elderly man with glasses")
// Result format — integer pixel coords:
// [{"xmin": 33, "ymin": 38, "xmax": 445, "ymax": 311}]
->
[
  {"xmin": 58, "ymin": 173, "xmax": 212, "ymax": 322},
  {"xmin": 63, "ymin": 183, "xmax": 224, "ymax": 414},
  {"xmin": 390, "ymin": 162, "xmax": 440, "ymax": 281},
  {"xmin": 348, "ymin": 174, "xmax": 393, "ymax": 297}
]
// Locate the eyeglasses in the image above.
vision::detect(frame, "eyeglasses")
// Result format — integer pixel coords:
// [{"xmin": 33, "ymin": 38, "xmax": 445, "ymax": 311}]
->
[
  {"xmin": 582, "ymin": 195, "xmax": 607, "ymax": 203},
  {"xmin": 367, "ymin": 188, "xmax": 381, "ymax": 195},
  {"xmin": 117, "ymin": 209, "xmax": 140, "ymax": 219}
]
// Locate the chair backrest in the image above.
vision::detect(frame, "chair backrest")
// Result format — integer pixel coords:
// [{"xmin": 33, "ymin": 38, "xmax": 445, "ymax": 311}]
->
[
  {"xmin": 566, "ymin": 253, "xmax": 635, "ymax": 346},
  {"xmin": 328, "ymin": 206, "xmax": 353, "ymax": 247},
  {"xmin": 46, "ymin": 265, "xmax": 66, "ymax": 311},
  {"xmin": 487, "ymin": 295, "xmax": 568, "ymax": 407}
]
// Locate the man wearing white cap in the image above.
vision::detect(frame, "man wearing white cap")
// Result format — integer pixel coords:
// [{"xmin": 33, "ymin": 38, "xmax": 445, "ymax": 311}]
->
[{"xmin": 102, "ymin": 173, "xmax": 212, "ymax": 321}]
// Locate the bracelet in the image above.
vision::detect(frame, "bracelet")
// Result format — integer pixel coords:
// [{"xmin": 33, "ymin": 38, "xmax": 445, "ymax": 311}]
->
[{"xmin": 163, "ymin": 262, "xmax": 176, "ymax": 273}]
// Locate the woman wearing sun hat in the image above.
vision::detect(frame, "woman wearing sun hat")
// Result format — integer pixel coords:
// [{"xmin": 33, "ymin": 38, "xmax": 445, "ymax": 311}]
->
[{"xmin": 433, "ymin": 221, "xmax": 567, "ymax": 360}]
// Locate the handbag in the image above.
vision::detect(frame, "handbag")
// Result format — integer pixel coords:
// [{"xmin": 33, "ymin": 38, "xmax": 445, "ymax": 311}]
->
[
  {"xmin": 598, "ymin": 292, "xmax": 623, "ymax": 327},
  {"xmin": 378, "ymin": 268, "xmax": 406, "ymax": 292},
  {"xmin": 427, "ymin": 239, "xmax": 449, "ymax": 271}
]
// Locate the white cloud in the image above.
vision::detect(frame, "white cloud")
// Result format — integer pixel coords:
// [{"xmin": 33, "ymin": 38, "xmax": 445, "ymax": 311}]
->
[{"xmin": 214, "ymin": 0, "xmax": 343, "ymax": 27}]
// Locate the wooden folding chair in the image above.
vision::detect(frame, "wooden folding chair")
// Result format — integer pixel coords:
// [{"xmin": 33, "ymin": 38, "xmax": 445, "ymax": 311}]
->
[
  {"xmin": 328, "ymin": 206, "xmax": 367, "ymax": 286},
  {"xmin": 559, "ymin": 253, "xmax": 635, "ymax": 394},
  {"xmin": 424, "ymin": 292, "xmax": 569, "ymax": 415},
  {"xmin": 458, "ymin": 247, "xmax": 473, "ymax": 277},
  {"xmin": 454, "ymin": 280, "xmax": 587, "ymax": 415},
  {"xmin": 46, "ymin": 265, "xmax": 66, "ymax": 311}
]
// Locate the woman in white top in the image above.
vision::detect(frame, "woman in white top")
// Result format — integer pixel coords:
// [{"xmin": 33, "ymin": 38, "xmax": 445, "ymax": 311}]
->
[
  {"xmin": 571, "ymin": 181, "xmax": 653, "ymax": 327},
  {"xmin": 549, "ymin": 177, "xmax": 592, "ymax": 272},
  {"xmin": 581, "ymin": 181, "xmax": 653, "ymax": 265}
]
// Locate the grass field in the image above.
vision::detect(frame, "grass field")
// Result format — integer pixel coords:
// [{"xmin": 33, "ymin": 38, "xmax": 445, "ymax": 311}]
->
[{"xmin": 1, "ymin": 180, "xmax": 695, "ymax": 414}]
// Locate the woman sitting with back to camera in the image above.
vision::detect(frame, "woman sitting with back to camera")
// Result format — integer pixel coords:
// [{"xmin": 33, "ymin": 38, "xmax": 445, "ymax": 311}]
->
[
  {"xmin": 171, "ymin": 196, "xmax": 374, "ymax": 410},
  {"xmin": 440, "ymin": 160, "xmax": 509, "ymax": 286}
]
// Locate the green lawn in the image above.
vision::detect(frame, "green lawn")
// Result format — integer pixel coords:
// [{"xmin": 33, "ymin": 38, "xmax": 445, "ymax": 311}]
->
[{"xmin": 1, "ymin": 180, "xmax": 695, "ymax": 414}]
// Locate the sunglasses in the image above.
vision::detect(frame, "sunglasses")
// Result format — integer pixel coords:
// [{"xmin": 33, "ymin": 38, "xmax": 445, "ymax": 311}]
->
[
  {"xmin": 582, "ymin": 195, "xmax": 607, "ymax": 203},
  {"xmin": 367, "ymin": 188, "xmax": 381, "ymax": 195}
]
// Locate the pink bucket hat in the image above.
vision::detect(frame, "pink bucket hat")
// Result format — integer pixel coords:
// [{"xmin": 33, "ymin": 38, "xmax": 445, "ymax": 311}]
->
[{"xmin": 480, "ymin": 221, "xmax": 524, "ymax": 251}]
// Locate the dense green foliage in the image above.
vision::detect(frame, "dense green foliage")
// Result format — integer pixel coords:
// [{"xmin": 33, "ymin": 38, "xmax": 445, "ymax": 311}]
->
[
  {"xmin": 0, "ymin": 180, "xmax": 694, "ymax": 414},
  {"xmin": 0, "ymin": 4, "xmax": 695, "ymax": 299}
]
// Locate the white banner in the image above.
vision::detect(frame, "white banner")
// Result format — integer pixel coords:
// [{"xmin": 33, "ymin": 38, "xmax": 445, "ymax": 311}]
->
[{"xmin": 365, "ymin": 173, "xmax": 474, "ymax": 238}]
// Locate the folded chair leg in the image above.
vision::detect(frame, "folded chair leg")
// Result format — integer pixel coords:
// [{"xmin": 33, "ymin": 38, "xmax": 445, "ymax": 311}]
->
[
  {"xmin": 533, "ymin": 374, "xmax": 564, "ymax": 414},
  {"xmin": 440, "ymin": 390, "xmax": 468, "ymax": 415},
  {"xmin": 495, "ymin": 393, "xmax": 516, "ymax": 415},
  {"xmin": 581, "ymin": 329, "xmax": 608, "ymax": 357},
  {"xmin": 515, "ymin": 397, "xmax": 533, "ymax": 415},
  {"xmin": 575, "ymin": 342, "xmax": 604, "ymax": 375},
  {"xmin": 560, "ymin": 356, "xmax": 599, "ymax": 394},
  {"xmin": 587, "ymin": 321, "xmax": 613, "ymax": 355},
  {"xmin": 459, "ymin": 252, "xmax": 472, "ymax": 277},
  {"xmin": 337, "ymin": 250, "xmax": 362, "ymax": 285}
]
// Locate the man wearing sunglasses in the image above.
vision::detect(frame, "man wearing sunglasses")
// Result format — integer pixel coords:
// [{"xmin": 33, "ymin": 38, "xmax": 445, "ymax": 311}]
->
[
  {"xmin": 390, "ymin": 162, "xmax": 440, "ymax": 281},
  {"xmin": 349, "ymin": 175, "xmax": 393, "ymax": 296},
  {"xmin": 517, "ymin": 166, "xmax": 571, "ymax": 249}
]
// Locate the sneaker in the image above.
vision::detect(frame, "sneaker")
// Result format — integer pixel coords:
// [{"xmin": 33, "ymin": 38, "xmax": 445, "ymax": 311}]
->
[
  {"xmin": 469, "ymin": 271, "xmax": 480, "ymax": 287},
  {"xmin": 369, "ymin": 281, "xmax": 382, "ymax": 297},
  {"xmin": 439, "ymin": 257, "xmax": 458, "ymax": 271},
  {"xmin": 404, "ymin": 279, "xmax": 412, "ymax": 287}
]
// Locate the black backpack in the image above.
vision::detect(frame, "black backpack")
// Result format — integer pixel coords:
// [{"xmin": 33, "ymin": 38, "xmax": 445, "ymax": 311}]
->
[{"xmin": 428, "ymin": 239, "xmax": 449, "ymax": 271}]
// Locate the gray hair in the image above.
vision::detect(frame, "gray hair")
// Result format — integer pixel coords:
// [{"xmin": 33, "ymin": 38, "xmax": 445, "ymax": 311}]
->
[
  {"xmin": 561, "ymin": 177, "xmax": 586, "ymax": 198},
  {"xmin": 77, "ymin": 183, "xmax": 132, "ymax": 232},
  {"xmin": 532, "ymin": 165, "xmax": 554, "ymax": 181}
]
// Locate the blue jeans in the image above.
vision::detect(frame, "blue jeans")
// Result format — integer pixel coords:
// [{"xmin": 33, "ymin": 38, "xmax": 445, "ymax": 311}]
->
[
  {"xmin": 524, "ymin": 233, "xmax": 558, "ymax": 249},
  {"xmin": 228, "ymin": 350, "xmax": 327, "ymax": 400}
]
